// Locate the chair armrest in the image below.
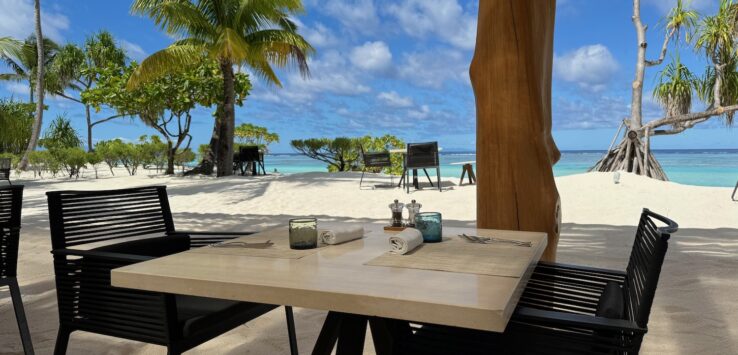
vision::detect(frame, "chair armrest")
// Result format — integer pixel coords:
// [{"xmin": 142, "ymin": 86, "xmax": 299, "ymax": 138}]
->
[
  {"xmin": 537, "ymin": 261, "xmax": 626, "ymax": 277},
  {"xmin": 513, "ymin": 306, "xmax": 646, "ymax": 334},
  {"xmin": 51, "ymin": 248, "xmax": 154, "ymax": 263}
]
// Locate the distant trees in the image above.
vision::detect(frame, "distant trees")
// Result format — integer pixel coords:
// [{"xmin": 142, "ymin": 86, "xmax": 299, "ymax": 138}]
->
[
  {"xmin": 0, "ymin": 99, "xmax": 35, "ymax": 154},
  {"xmin": 129, "ymin": 0, "xmax": 314, "ymax": 177},
  {"xmin": 291, "ymin": 135, "xmax": 404, "ymax": 173}
]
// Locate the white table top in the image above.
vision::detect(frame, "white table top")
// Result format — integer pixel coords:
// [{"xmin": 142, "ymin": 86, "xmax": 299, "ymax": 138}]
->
[{"xmin": 111, "ymin": 223, "xmax": 547, "ymax": 332}]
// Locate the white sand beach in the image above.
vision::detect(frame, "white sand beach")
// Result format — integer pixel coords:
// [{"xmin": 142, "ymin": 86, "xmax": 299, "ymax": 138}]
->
[{"xmin": 1, "ymin": 170, "xmax": 737, "ymax": 354}]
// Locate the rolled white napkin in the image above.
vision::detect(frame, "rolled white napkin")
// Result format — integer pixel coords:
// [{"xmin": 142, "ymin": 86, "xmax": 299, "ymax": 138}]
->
[
  {"xmin": 320, "ymin": 225, "xmax": 365, "ymax": 245},
  {"xmin": 389, "ymin": 228, "xmax": 423, "ymax": 255}
]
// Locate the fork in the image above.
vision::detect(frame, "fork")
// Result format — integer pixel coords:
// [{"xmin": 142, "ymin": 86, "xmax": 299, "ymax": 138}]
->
[
  {"xmin": 459, "ymin": 234, "xmax": 532, "ymax": 247},
  {"xmin": 212, "ymin": 240, "xmax": 273, "ymax": 248}
]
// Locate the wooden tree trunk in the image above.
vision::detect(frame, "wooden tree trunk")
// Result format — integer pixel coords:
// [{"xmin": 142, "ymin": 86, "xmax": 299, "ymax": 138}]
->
[
  {"xmin": 18, "ymin": 0, "xmax": 45, "ymax": 171},
  {"xmin": 471, "ymin": 0, "xmax": 561, "ymax": 262}
]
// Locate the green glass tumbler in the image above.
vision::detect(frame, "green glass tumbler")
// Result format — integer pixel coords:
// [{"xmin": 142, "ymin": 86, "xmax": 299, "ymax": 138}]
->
[
  {"xmin": 289, "ymin": 218, "xmax": 318, "ymax": 249},
  {"xmin": 415, "ymin": 212, "xmax": 442, "ymax": 243}
]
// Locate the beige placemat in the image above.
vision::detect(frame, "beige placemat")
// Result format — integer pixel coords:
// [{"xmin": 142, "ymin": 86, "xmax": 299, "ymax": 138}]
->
[{"xmin": 365, "ymin": 237, "xmax": 535, "ymax": 277}]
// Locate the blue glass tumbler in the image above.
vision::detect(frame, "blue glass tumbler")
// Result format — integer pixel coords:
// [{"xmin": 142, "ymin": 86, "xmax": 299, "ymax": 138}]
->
[{"xmin": 415, "ymin": 212, "xmax": 442, "ymax": 243}]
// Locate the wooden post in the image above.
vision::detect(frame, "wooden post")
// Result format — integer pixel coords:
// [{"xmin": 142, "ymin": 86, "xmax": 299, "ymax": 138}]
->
[
  {"xmin": 643, "ymin": 127, "xmax": 650, "ymax": 177},
  {"xmin": 471, "ymin": 0, "xmax": 561, "ymax": 261}
]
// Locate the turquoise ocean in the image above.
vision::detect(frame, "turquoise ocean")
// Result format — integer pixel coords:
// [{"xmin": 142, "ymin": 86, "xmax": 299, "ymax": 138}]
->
[{"xmin": 263, "ymin": 150, "xmax": 738, "ymax": 188}]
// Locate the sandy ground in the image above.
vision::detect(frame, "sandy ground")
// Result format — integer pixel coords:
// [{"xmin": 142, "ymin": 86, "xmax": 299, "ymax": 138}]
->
[{"xmin": 0, "ymin": 168, "xmax": 736, "ymax": 354}]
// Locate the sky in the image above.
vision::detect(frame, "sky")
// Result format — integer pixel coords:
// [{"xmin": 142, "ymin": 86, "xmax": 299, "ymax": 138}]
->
[{"xmin": 0, "ymin": 0, "xmax": 736, "ymax": 153}]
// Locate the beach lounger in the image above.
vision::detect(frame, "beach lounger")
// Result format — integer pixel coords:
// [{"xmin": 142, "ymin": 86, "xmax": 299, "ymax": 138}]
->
[
  {"xmin": 393, "ymin": 208, "xmax": 678, "ymax": 354},
  {"xmin": 0, "ymin": 158, "xmax": 11, "ymax": 185},
  {"xmin": 46, "ymin": 186, "xmax": 297, "ymax": 355},
  {"xmin": 0, "ymin": 185, "xmax": 34, "ymax": 355}
]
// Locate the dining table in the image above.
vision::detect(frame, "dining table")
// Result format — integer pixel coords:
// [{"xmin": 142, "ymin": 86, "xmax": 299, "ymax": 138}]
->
[{"xmin": 111, "ymin": 223, "xmax": 547, "ymax": 355}]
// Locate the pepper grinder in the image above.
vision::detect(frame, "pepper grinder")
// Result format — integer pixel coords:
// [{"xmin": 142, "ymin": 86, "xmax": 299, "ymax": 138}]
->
[
  {"xmin": 389, "ymin": 199, "xmax": 405, "ymax": 227},
  {"xmin": 405, "ymin": 199, "xmax": 422, "ymax": 227}
]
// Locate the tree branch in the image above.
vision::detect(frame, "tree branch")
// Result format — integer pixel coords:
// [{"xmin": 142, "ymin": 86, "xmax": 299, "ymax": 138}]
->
[
  {"xmin": 640, "ymin": 105, "xmax": 738, "ymax": 131},
  {"xmin": 646, "ymin": 27, "xmax": 675, "ymax": 67},
  {"xmin": 90, "ymin": 114, "xmax": 128, "ymax": 127}
]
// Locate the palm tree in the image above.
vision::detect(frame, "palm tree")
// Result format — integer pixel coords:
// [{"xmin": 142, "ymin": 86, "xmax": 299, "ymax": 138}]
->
[
  {"xmin": 18, "ymin": 0, "xmax": 45, "ymax": 170},
  {"xmin": 129, "ymin": 0, "xmax": 314, "ymax": 177},
  {"xmin": 0, "ymin": 35, "xmax": 59, "ymax": 103}
]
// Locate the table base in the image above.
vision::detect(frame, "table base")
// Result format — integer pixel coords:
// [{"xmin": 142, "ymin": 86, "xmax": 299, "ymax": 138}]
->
[{"xmin": 311, "ymin": 312, "xmax": 412, "ymax": 355}]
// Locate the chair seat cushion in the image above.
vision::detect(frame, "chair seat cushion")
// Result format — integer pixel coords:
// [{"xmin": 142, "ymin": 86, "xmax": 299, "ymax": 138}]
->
[
  {"xmin": 176, "ymin": 295, "xmax": 276, "ymax": 337},
  {"xmin": 595, "ymin": 281, "xmax": 625, "ymax": 319},
  {"xmin": 93, "ymin": 235, "xmax": 190, "ymax": 258}
]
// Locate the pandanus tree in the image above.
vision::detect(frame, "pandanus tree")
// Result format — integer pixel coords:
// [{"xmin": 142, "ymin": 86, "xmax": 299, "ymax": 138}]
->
[
  {"xmin": 591, "ymin": 0, "xmax": 738, "ymax": 179},
  {"xmin": 129, "ymin": 0, "xmax": 314, "ymax": 177}
]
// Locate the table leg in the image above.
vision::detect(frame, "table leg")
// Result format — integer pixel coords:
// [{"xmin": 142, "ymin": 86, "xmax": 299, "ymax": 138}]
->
[
  {"xmin": 459, "ymin": 166, "xmax": 467, "ymax": 186},
  {"xmin": 369, "ymin": 318, "xmax": 413, "ymax": 355},
  {"xmin": 468, "ymin": 164, "xmax": 477, "ymax": 185},
  {"xmin": 412, "ymin": 169, "xmax": 419, "ymax": 189},
  {"xmin": 312, "ymin": 312, "xmax": 368, "ymax": 355},
  {"xmin": 336, "ymin": 314, "xmax": 368, "ymax": 355}
]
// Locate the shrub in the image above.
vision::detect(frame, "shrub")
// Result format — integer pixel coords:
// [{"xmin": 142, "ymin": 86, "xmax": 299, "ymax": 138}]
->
[
  {"xmin": 58, "ymin": 147, "xmax": 88, "ymax": 179},
  {"xmin": 291, "ymin": 135, "xmax": 405, "ymax": 174},
  {"xmin": 87, "ymin": 151, "xmax": 103, "ymax": 179}
]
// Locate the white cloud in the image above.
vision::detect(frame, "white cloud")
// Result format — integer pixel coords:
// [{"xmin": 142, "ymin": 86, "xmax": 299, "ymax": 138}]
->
[
  {"xmin": 0, "ymin": 0, "xmax": 69, "ymax": 41},
  {"xmin": 292, "ymin": 18, "xmax": 337, "ymax": 48},
  {"xmin": 120, "ymin": 40, "xmax": 147, "ymax": 61},
  {"xmin": 350, "ymin": 41, "xmax": 392, "ymax": 72},
  {"xmin": 4, "ymin": 82, "xmax": 29, "ymax": 97},
  {"xmin": 258, "ymin": 50, "xmax": 371, "ymax": 104},
  {"xmin": 323, "ymin": 0, "xmax": 380, "ymax": 34},
  {"xmin": 388, "ymin": 0, "xmax": 476, "ymax": 50},
  {"xmin": 408, "ymin": 104, "xmax": 431, "ymax": 119},
  {"xmin": 554, "ymin": 44, "xmax": 618, "ymax": 92},
  {"xmin": 399, "ymin": 50, "xmax": 469, "ymax": 89},
  {"xmin": 377, "ymin": 91, "xmax": 414, "ymax": 108}
]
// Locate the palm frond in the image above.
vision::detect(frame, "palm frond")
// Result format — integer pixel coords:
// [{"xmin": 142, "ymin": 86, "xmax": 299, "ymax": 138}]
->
[{"xmin": 127, "ymin": 44, "xmax": 205, "ymax": 89}]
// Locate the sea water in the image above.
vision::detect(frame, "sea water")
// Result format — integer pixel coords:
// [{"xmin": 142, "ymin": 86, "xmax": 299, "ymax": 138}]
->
[{"xmin": 263, "ymin": 149, "xmax": 738, "ymax": 188}]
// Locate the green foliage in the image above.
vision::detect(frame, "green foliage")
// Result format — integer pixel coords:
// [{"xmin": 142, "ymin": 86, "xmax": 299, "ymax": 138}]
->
[
  {"xmin": 290, "ymin": 135, "xmax": 405, "ymax": 173},
  {"xmin": 40, "ymin": 115, "xmax": 82, "ymax": 150},
  {"xmin": 234, "ymin": 123, "xmax": 279, "ymax": 152},
  {"xmin": 653, "ymin": 55, "xmax": 698, "ymax": 117},
  {"xmin": 138, "ymin": 135, "xmax": 168, "ymax": 171},
  {"xmin": 95, "ymin": 139, "xmax": 126, "ymax": 175},
  {"xmin": 174, "ymin": 148, "xmax": 196, "ymax": 168},
  {"xmin": 28, "ymin": 150, "xmax": 54, "ymax": 177},
  {"xmin": 0, "ymin": 35, "xmax": 60, "ymax": 102},
  {"xmin": 57, "ymin": 147, "xmax": 88, "ymax": 179},
  {"xmin": 86, "ymin": 150, "xmax": 103, "ymax": 178},
  {"xmin": 0, "ymin": 99, "xmax": 35, "ymax": 154}
]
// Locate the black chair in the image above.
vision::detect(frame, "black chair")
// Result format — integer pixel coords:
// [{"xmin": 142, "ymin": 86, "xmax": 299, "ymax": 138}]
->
[
  {"xmin": 236, "ymin": 146, "xmax": 265, "ymax": 176},
  {"xmin": 1, "ymin": 158, "xmax": 12, "ymax": 185},
  {"xmin": 732, "ymin": 180, "xmax": 737, "ymax": 201},
  {"xmin": 46, "ymin": 186, "xmax": 298, "ymax": 355},
  {"xmin": 359, "ymin": 146, "xmax": 393, "ymax": 189},
  {"xmin": 392, "ymin": 208, "xmax": 678, "ymax": 355},
  {"xmin": 1, "ymin": 185, "xmax": 34, "ymax": 354},
  {"xmin": 402, "ymin": 142, "xmax": 441, "ymax": 193}
]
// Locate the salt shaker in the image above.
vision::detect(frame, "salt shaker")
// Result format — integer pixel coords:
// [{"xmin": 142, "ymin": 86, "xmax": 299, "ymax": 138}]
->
[
  {"xmin": 389, "ymin": 199, "xmax": 405, "ymax": 227},
  {"xmin": 405, "ymin": 200, "xmax": 422, "ymax": 227}
]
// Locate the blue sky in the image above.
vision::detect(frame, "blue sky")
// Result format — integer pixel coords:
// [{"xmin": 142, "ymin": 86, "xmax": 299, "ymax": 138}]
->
[{"xmin": 1, "ymin": 0, "xmax": 736, "ymax": 153}]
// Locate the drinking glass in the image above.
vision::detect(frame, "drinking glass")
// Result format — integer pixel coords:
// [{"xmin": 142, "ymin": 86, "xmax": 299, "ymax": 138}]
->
[
  {"xmin": 415, "ymin": 212, "xmax": 442, "ymax": 243},
  {"xmin": 289, "ymin": 218, "xmax": 318, "ymax": 249}
]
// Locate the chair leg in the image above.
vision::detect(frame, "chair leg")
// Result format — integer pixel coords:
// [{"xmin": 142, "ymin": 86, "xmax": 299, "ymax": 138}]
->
[
  {"xmin": 53, "ymin": 326, "xmax": 72, "ymax": 355},
  {"xmin": 732, "ymin": 180, "xmax": 738, "ymax": 201},
  {"xmin": 9, "ymin": 279, "xmax": 34, "ymax": 355},
  {"xmin": 437, "ymin": 168, "xmax": 442, "ymax": 192},
  {"xmin": 166, "ymin": 347, "xmax": 182, "ymax": 355},
  {"xmin": 285, "ymin": 306, "xmax": 299, "ymax": 355},
  {"xmin": 422, "ymin": 169, "xmax": 433, "ymax": 186}
]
